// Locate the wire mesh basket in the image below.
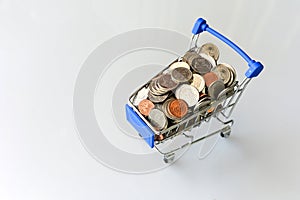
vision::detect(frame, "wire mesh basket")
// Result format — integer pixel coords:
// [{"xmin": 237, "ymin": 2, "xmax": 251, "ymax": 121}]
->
[{"xmin": 126, "ymin": 18, "xmax": 263, "ymax": 163}]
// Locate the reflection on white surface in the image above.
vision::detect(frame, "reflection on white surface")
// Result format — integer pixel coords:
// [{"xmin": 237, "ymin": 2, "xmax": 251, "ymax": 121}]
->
[
  {"xmin": 94, "ymin": 49, "xmax": 174, "ymax": 154},
  {"xmin": 1, "ymin": 0, "xmax": 300, "ymax": 199}
]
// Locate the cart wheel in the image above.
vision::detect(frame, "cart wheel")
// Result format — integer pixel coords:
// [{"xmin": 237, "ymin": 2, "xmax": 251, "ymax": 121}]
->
[
  {"xmin": 220, "ymin": 126, "xmax": 231, "ymax": 138},
  {"xmin": 163, "ymin": 153, "xmax": 175, "ymax": 164}
]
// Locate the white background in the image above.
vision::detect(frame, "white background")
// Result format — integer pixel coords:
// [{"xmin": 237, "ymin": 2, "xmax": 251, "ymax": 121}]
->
[{"xmin": 1, "ymin": 0, "xmax": 300, "ymax": 199}]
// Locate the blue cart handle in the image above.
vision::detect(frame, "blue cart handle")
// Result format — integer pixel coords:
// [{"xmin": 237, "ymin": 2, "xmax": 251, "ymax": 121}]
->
[{"xmin": 192, "ymin": 18, "xmax": 263, "ymax": 78}]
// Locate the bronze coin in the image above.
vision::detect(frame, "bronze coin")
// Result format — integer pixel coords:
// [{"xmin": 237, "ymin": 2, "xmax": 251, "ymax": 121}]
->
[
  {"xmin": 200, "ymin": 92, "xmax": 208, "ymax": 97},
  {"xmin": 203, "ymin": 72, "xmax": 219, "ymax": 87},
  {"xmin": 162, "ymin": 98, "xmax": 177, "ymax": 120},
  {"xmin": 138, "ymin": 99, "xmax": 155, "ymax": 116},
  {"xmin": 207, "ymin": 106, "xmax": 215, "ymax": 113},
  {"xmin": 155, "ymin": 134, "xmax": 164, "ymax": 141},
  {"xmin": 168, "ymin": 99, "xmax": 188, "ymax": 118}
]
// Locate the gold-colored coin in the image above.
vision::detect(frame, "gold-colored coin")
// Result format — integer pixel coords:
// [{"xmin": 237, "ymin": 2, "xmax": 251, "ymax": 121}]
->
[
  {"xmin": 191, "ymin": 74, "xmax": 205, "ymax": 92},
  {"xmin": 199, "ymin": 43, "xmax": 220, "ymax": 61}
]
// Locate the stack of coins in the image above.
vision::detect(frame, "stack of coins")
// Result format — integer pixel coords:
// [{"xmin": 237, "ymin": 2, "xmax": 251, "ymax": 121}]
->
[
  {"xmin": 130, "ymin": 43, "xmax": 237, "ymax": 138},
  {"xmin": 149, "ymin": 73, "xmax": 178, "ymax": 96},
  {"xmin": 161, "ymin": 98, "xmax": 188, "ymax": 121}
]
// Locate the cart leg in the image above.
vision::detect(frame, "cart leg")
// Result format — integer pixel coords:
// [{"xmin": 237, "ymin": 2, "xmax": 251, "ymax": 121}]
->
[
  {"xmin": 220, "ymin": 125, "xmax": 231, "ymax": 138},
  {"xmin": 163, "ymin": 153, "xmax": 175, "ymax": 163}
]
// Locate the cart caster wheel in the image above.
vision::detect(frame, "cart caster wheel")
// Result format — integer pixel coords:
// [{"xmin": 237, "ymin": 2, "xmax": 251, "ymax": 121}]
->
[
  {"xmin": 163, "ymin": 153, "xmax": 175, "ymax": 164},
  {"xmin": 220, "ymin": 126, "xmax": 231, "ymax": 138}
]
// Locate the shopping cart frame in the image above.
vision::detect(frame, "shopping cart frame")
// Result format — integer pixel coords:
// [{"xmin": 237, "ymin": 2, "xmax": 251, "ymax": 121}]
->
[{"xmin": 126, "ymin": 18, "xmax": 263, "ymax": 163}]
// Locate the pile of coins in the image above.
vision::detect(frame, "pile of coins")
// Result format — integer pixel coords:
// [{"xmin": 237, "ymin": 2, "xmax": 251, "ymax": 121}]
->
[{"xmin": 131, "ymin": 43, "xmax": 237, "ymax": 137}]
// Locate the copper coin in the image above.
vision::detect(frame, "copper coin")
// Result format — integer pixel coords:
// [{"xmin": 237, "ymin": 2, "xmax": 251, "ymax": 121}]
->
[
  {"xmin": 168, "ymin": 99, "xmax": 188, "ymax": 118},
  {"xmin": 207, "ymin": 106, "xmax": 215, "ymax": 113},
  {"xmin": 200, "ymin": 92, "xmax": 208, "ymax": 98},
  {"xmin": 203, "ymin": 72, "xmax": 219, "ymax": 87},
  {"xmin": 155, "ymin": 134, "xmax": 164, "ymax": 141},
  {"xmin": 138, "ymin": 99, "xmax": 155, "ymax": 116}
]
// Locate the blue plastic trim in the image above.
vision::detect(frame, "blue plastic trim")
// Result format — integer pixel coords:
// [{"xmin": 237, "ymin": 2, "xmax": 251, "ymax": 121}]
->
[
  {"xmin": 125, "ymin": 104, "xmax": 155, "ymax": 148},
  {"xmin": 205, "ymin": 27, "xmax": 252, "ymax": 63},
  {"xmin": 246, "ymin": 60, "xmax": 264, "ymax": 78},
  {"xmin": 192, "ymin": 18, "xmax": 264, "ymax": 78},
  {"xmin": 192, "ymin": 18, "xmax": 208, "ymax": 34}
]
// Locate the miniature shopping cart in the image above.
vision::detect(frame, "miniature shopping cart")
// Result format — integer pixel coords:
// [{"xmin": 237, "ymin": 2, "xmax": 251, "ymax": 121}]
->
[{"xmin": 125, "ymin": 18, "xmax": 264, "ymax": 163}]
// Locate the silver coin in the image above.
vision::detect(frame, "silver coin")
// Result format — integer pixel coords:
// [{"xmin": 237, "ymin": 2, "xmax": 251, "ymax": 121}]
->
[
  {"xmin": 221, "ymin": 63, "xmax": 237, "ymax": 87},
  {"xmin": 175, "ymin": 84, "xmax": 199, "ymax": 107},
  {"xmin": 212, "ymin": 64, "xmax": 231, "ymax": 85},
  {"xmin": 161, "ymin": 98, "xmax": 178, "ymax": 120},
  {"xmin": 215, "ymin": 104, "xmax": 223, "ymax": 113},
  {"xmin": 161, "ymin": 98, "xmax": 171, "ymax": 114},
  {"xmin": 132, "ymin": 87, "xmax": 149, "ymax": 106},
  {"xmin": 191, "ymin": 55, "xmax": 213, "ymax": 75},
  {"xmin": 217, "ymin": 85, "xmax": 235, "ymax": 100},
  {"xmin": 148, "ymin": 91, "xmax": 169, "ymax": 103},
  {"xmin": 198, "ymin": 96, "xmax": 211, "ymax": 104},
  {"xmin": 201, "ymin": 86, "xmax": 207, "ymax": 95},
  {"xmin": 199, "ymin": 43, "xmax": 220, "ymax": 61},
  {"xmin": 169, "ymin": 61, "xmax": 190, "ymax": 70},
  {"xmin": 208, "ymin": 80, "xmax": 225, "ymax": 100},
  {"xmin": 157, "ymin": 73, "xmax": 178, "ymax": 90},
  {"xmin": 149, "ymin": 79, "xmax": 161, "ymax": 96},
  {"xmin": 194, "ymin": 96, "xmax": 211, "ymax": 110},
  {"xmin": 225, "ymin": 68, "xmax": 234, "ymax": 87},
  {"xmin": 153, "ymin": 80, "xmax": 165, "ymax": 95},
  {"xmin": 148, "ymin": 108, "xmax": 168, "ymax": 131},
  {"xmin": 154, "ymin": 103, "xmax": 163, "ymax": 110},
  {"xmin": 156, "ymin": 80, "xmax": 171, "ymax": 94},
  {"xmin": 194, "ymin": 97, "xmax": 211, "ymax": 114},
  {"xmin": 171, "ymin": 67, "xmax": 192, "ymax": 83},
  {"xmin": 191, "ymin": 73, "xmax": 205, "ymax": 92},
  {"xmin": 207, "ymin": 103, "xmax": 223, "ymax": 117},
  {"xmin": 183, "ymin": 50, "xmax": 199, "ymax": 66},
  {"xmin": 199, "ymin": 53, "xmax": 216, "ymax": 67},
  {"xmin": 149, "ymin": 73, "xmax": 178, "ymax": 95}
]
